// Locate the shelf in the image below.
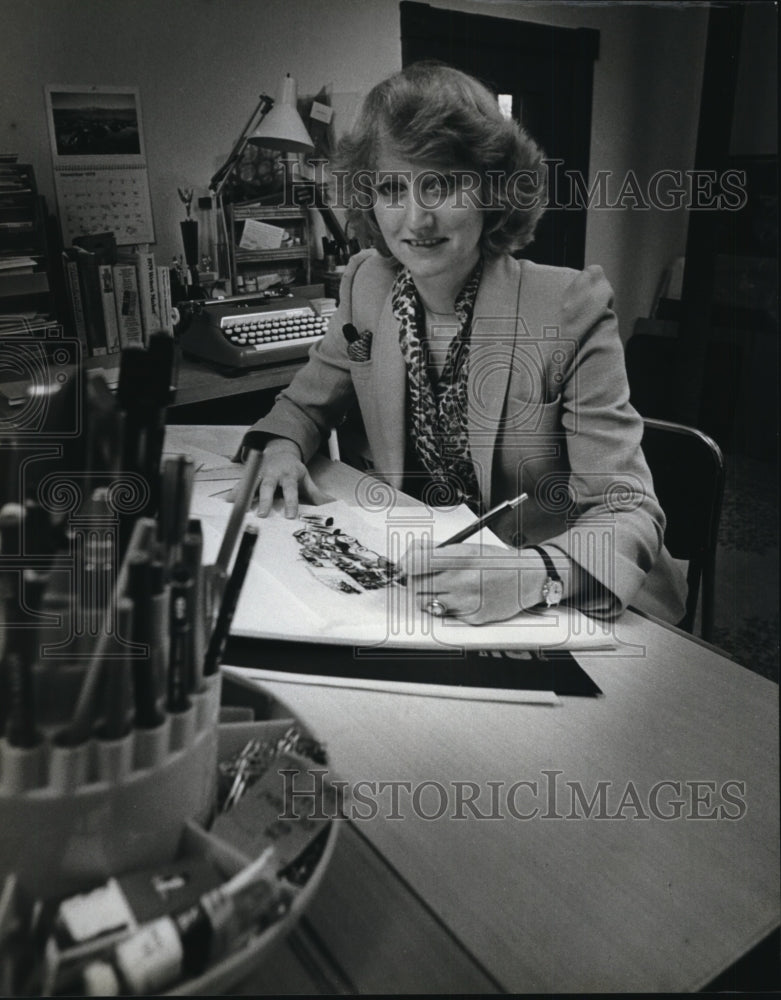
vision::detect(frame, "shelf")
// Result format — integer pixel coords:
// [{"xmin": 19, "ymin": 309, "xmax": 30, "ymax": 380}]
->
[
  {"xmin": 231, "ymin": 204, "xmax": 308, "ymax": 222},
  {"xmin": 234, "ymin": 246, "xmax": 308, "ymax": 263},
  {"xmin": 227, "ymin": 200, "xmax": 311, "ymax": 288}
]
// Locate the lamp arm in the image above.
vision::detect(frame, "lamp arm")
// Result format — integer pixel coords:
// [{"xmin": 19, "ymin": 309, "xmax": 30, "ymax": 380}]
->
[{"xmin": 209, "ymin": 94, "xmax": 274, "ymax": 197}]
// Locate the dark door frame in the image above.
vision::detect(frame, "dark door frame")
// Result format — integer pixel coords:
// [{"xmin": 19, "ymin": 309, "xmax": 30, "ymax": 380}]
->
[{"xmin": 400, "ymin": 0, "xmax": 599, "ymax": 270}]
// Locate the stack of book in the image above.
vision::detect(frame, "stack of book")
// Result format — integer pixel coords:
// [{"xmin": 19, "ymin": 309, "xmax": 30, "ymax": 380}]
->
[{"xmin": 62, "ymin": 232, "xmax": 174, "ymax": 357}]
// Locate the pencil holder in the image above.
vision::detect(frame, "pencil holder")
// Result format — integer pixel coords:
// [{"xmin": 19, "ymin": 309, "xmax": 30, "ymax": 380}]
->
[
  {"xmin": 0, "ymin": 672, "xmax": 222, "ymax": 902},
  {"xmin": 0, "ymin": 518, "xmax": 224, "ymax": 902}
]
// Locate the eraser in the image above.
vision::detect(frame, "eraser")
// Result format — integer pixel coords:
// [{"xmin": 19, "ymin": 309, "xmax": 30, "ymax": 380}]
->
[{"xmin": 57, "ymin": 878, "xmax": 134, "ymax": 945}]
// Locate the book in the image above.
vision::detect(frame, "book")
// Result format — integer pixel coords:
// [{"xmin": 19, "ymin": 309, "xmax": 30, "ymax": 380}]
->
[
  {"xmin": 98, "ymin": 263, "xmax": 121, "ymax": 353},
  {"xmin": 62, "ymin": 249, "xmax": 88, "ymax": 352},
  {"xmin": 73, "ymin": 246, "xmax": 107, "ymax": 356},
  {"xmin": 112, "ymin": 263, "xmax": 144, "ymax": 349},
  {"xmin": 156, "ymin": 264, "xmax": 174, "ymax": 334},
  {"xmin": 134, "ymin": 250, "xmax": 160, "ymax": 345},
  {"xmin": 73, "ymin": 231, "xmax": 117, "ymax": 263}
]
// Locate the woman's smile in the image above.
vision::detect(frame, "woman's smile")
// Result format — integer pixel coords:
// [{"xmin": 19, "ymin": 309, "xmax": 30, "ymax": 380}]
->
[{"xmin": 403, "ymin": 236, "xmax": 449, "ymax": 249}]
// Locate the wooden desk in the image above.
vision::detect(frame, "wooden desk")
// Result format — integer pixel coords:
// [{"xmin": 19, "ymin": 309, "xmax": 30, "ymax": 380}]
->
[{"xmin": 170, "ymin": 425, "xmax": 780, "ymax": 993}]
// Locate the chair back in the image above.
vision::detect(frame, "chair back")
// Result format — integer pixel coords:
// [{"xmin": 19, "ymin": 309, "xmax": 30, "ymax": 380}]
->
[{"xmin": 641, "ymin": 418, "xmax": 725, "ymax": 640}]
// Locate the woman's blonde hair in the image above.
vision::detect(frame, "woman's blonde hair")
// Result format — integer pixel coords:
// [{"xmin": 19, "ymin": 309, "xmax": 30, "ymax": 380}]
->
[{"xmin": 333, "ymin": 61, "xmax": 546, "ymax": 258}]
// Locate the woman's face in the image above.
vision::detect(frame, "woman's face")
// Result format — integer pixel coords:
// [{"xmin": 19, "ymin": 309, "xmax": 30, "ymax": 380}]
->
[{"xmin": 371, "ymin": 144, "xmax": 484, "ymax": 289}]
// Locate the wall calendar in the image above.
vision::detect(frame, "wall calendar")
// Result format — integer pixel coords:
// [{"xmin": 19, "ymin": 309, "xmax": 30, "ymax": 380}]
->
[{"xmin": 45, "ymin": 84, "xmax": 155, "ymax": 246}]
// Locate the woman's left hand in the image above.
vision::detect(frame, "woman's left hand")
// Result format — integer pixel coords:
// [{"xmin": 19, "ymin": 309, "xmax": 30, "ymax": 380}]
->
[{"xmin": 397, "ymin": 539, "xmax": 547, "ymax": 625}]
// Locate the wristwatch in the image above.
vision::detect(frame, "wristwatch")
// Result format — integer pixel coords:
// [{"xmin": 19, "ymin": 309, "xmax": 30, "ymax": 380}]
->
[{"xmin": 528, "ymin": 546, "xmax": 564, "ymax": 607}]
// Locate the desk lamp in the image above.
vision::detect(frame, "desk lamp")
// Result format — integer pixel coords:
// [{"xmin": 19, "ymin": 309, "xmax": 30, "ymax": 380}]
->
[{"xmin": 209, "ymin": 74, "xmax": 314, "ymax": 281}]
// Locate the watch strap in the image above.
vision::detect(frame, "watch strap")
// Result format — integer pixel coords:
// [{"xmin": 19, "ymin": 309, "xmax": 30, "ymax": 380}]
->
[{"xmin": 528, "ymin": 545, "xmax": 564, "ymax": 607}]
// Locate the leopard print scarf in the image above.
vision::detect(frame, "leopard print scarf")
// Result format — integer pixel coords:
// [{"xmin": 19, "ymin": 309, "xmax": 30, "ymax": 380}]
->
[{"xmin": 392, "ymin": 260, "xmax": 483, "ymax": 509}]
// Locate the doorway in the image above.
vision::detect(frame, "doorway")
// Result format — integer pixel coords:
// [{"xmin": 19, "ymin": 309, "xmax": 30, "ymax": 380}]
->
[{"xmin": 400, "ymin": 1, "xmax": 599, "ymax": 270}]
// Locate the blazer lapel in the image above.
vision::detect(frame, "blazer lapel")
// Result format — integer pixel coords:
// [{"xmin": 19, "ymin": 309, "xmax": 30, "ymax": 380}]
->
[
  {"xmin": 467, "ymin": 255, "xmax": 525, "ymax": 505},
  {"xmin": 366, "ymin": 288, "xmax": 407, "ymax": 489}
]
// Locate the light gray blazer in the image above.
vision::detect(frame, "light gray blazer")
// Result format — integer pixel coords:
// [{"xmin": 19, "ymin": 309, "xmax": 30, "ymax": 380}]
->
[{"xmin": 245, "ymin": 250, "xmax": 687, "ymax": 623}]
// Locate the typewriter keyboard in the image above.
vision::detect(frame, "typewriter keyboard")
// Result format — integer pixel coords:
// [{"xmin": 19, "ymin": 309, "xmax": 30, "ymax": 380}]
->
[{"xmin": 220, "ymin": 305, "xmax": 328, "ymax": 350}]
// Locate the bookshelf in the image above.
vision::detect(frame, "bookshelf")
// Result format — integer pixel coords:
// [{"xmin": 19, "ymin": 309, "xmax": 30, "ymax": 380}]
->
[
  {"xmin": 0, "ymin": 163, "xmax": 54, "ymax": 331},
  {"xmin": 227, "ymin": 202, "xmax": 311, "ymax": 294}
]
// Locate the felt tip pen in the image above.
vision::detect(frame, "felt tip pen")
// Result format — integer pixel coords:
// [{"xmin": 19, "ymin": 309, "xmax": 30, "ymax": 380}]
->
[
  {"xmin": 436, "ymin": 492, "xmax": 529, "ymax": 547},
  {"xmin": 100, "ymin": 598, "xmax": 134, "ymax": 741},
  {"xmin": 215, "ymin": 451, "xmax": 262, "ymax": 578},
  {"xmin": 181, "ymin": 520, "xmax": 205, "ymax": 692},
  {"xmin": 1, "ymin": 569, "xmax": 45, "ymax": 749},
  {"xmin": 167, "ymin": 570, "xmax": 193, "ymax": 714},
  {"xmin": 127, "ymin": 553, "xmax": 164, "ymax": 729},
  {"xmin": 203, "ymin": 524, "xmax": 259, "ymax": 676},
  {"xmin": 159, "ymin": 455, "xmax": 195, "ymax": 568},
  {"xmin": 147, "ymin": 559, "xmax": 171, "ymax": 711}
]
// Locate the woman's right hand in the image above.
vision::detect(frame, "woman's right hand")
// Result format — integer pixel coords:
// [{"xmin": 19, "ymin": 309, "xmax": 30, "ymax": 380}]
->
[{"xmin": 255, "ymin": 438, "xmax": 333, "ymax": 518}]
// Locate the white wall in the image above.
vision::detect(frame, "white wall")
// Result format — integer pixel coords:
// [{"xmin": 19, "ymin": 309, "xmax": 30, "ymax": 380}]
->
[{"xmin": 1, "ymin": 0, "xmax": 709, "ymax": 336}]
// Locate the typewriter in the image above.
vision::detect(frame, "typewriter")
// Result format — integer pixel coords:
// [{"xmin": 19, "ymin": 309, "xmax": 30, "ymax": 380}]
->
[{"xmin": 176, "ymin": 293, "xmax": 329, "ymax": 372}]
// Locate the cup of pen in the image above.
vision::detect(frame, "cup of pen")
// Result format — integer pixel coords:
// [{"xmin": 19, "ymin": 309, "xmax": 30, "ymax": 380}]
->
[{"xmin": 0, "ymin": 517, "xmax": 223, "ymax": 903}]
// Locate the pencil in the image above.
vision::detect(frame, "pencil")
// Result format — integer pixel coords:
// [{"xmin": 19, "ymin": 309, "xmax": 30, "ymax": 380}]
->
[
  {"xmin": 436, "ymin": 492, "xmax": 528, "ymax": 548},
  {"xmin": 203, "ymin": 523, "xmax": 259, "ymax": 676}
]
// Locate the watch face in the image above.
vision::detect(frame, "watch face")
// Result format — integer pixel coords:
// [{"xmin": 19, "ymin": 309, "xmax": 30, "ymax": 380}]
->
[{"xmin": 543, "ymin": 578, "xmax": 564, "ymax": 607}]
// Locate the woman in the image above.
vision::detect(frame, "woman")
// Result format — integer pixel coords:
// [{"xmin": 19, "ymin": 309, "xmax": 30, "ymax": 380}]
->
[{"xmin": 240, "ymin": 62, "xmax": 687, "ymax": 626}]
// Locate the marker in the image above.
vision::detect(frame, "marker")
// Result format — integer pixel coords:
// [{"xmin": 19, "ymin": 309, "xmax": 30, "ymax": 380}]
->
[
  {"xmin": 147, "ymin": 559, "xmax": 171, "ymax": 710},
  {"xmin": 203, "ymin": 524, "xmax": 259, "ymax": 676},
  {"xmin": 158, "ymin": 456, "xmax": 195, "ymax": 569},
  {"xmin": 167, "ymin": 570, "xmax": 193, "ymax": 714},
  {"xmin": 100, "ymin": 598, "xmax": 134, "ymax": 740},
  {"xmin": 127, "ymin": 552, "xmax": 163, "ymax": 729},
  {"xmin": 64, "ymin": 518, "xmax": 159, "ymax": 747},
  {"xmin": 181, "ymin": 520, "xmax": 205, "ymax": 692},
  {"xmin": 436, "ymin": 492, "xmax": 529, "ymax": 547},
  {"xmin": 1, "ymin": 568, "xmax": 45, "ymax": 748},
  {"xmin": 215, "ymin": 451, "xmax": 261, "ymax": 579}
]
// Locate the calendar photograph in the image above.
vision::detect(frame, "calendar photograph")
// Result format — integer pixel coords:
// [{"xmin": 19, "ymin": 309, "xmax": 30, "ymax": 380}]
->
[{"xmin": 45, "ymin": 84, "xmax": 147, "ymax": 166}]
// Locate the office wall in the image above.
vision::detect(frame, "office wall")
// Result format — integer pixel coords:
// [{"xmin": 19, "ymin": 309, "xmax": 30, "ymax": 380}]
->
[{"xmin": 0, "ymin": 0, "xmax": 708, "ymax": 334}]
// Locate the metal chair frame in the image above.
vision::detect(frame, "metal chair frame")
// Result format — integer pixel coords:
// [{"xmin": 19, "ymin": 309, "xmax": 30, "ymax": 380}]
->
[{"xmin": 641, "ymin": 417, "xmax": 726, "ymax": 641}]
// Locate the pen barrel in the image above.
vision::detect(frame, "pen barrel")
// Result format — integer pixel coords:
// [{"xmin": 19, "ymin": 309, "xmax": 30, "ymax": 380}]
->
[
  {"xmin": 100, "ymin": 598, "xmax": 135, "ymax": 741},
  {"xmin": 181, "ymin": 525, "xmax": 206, "ymax": 692},
  {"xmin": 204, "ymin": 526, "xmax": 258, "ymax": 676},
  {"xmin": 215, "ymin": 451, "xmax": 262, "ymax": 576},
  {"xmin": 167, "ymin": 576, "xmax": 194, "ymax": 713}
]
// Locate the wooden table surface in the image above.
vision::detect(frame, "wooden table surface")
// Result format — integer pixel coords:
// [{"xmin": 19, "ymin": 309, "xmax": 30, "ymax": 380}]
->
[{"xmin": 170, "ymin": 425, "xmax": 780, "ymax": 993}]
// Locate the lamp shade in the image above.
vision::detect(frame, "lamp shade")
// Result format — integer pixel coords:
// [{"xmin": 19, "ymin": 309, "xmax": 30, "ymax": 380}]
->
[{"xmin": 249, "ymin": 74, "xmax": 314, "ymax": 153}]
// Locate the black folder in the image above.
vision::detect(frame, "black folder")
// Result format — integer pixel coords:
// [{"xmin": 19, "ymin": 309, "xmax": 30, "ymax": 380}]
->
[{"xmin": 224, "ymin": 637, "xmax": 602, "ymax": 697}]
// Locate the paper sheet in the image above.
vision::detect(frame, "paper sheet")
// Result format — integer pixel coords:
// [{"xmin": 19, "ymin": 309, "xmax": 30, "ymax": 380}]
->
[
  {"xmin": 192, "ymin": 486, "xmax": 615, "ymax": 651},
  {"xmin": 222, "ymin": 664, "xmax": 561, "ymax": 705}
]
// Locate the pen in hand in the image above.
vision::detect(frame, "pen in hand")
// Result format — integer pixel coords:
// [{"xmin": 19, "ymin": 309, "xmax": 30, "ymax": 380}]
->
[{"xmin": 436, "ymin": 492, "xmax": 528, "ymax": 547}]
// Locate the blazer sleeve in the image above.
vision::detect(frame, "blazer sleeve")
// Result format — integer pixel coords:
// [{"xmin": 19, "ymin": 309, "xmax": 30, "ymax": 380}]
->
[
  {"xmin": 241, "ymin": 251, "xmax": 373, "ymax": 460},
  {"xmin": 543, "ymin": 265, "xmax": 672, "ymax": 617}
]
